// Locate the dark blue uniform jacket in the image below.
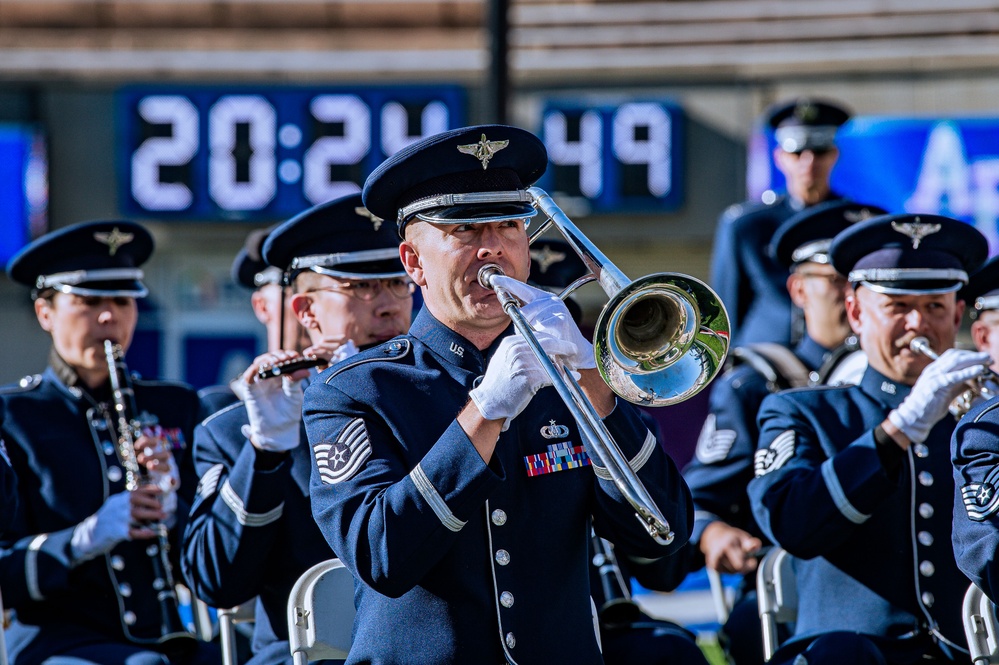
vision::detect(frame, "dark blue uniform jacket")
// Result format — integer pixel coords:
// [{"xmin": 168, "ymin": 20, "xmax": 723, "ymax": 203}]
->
[
  {"xmin": 181, "ymin": 379, "xmax": 334, "ymax": 665},
  {"xmin": 685, "ymin": 335, "xmax": 830, "ymax": 549},
  {"xmin": 0, "ymin": 366, "xmax": 199, "ymax": 665},
  {"xmin": 303, "ymin": 308, "xmax": 693, "ymax": 665},
  {"xmin": 748, "ymin": 367, "xmax": 968, "ymax": 660},
  {"xmin": 711, "ymin": 194, "xmax": 844, "ymax": 347},
  {"xmin": 951, "ymin": 396, "xmax": 999, "ymax": 604}
]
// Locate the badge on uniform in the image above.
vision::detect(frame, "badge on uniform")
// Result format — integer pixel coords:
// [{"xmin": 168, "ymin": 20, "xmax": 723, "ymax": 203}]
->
[
  {"xmin": 524, "ymin": 441, "xmax": 591, "ymax": 477},
  {"xmin": 754, "ymin": 430, "xmax": 795, "ymax": 477},
  {"xmin": 695, "ymin": 414, "xmax": 737, "ymax": 464},
  {"xmin": 961, "ymin": 465, "xmax": 999, "ymax": 521},
  {"xmin": 315, "ymin": 418, "xmax": 371, "ymax": 485},
  {"xmin": 141, "ymin": 424, "xmax": 187, "ymax": 452}
]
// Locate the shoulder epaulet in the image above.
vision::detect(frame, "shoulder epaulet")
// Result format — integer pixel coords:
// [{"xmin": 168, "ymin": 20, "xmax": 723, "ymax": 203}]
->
[
  {"xmin": 201, "ymin": 400, "xmax": 246, "ymax": 427},
  {"xmin": 324, "ymin": 338, "xmax": 412, "ymax": 384},
  {"xmin": 0, "ymin": 374, "xmax": 43, "ymax": 394}
]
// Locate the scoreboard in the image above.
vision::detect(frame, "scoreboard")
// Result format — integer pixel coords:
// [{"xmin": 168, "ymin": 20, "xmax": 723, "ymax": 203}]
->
[
  {"xmin": 118, "ymin": 86, "xmax": 686, "ymax": 220},
  {"xmin": 117, "ymin": 85, "xmax": 465, "ymax": 219}
]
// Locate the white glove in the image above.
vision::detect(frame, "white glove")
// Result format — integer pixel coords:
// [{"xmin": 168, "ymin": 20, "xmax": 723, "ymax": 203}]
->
[
  {"xmin": 888, "ymin": 348, "xmax": 992, "ymax": 443},
  {"xmin": 70, "ymin": 492, "xmax": 132, "ymax": 563},
  {"xmin": 469, "ymin": 332, "xmax": 578, "ymax": 429},
  {"xmin": 242, "ymin": 376, "xmax": 305, "ymax": 452},
  {"xmin": 490, "ymin": 275, "xmax": 596, "ymax": 370}
]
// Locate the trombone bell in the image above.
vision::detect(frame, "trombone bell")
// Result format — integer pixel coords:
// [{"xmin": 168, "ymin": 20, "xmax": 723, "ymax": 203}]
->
[{"xmin": 596, "ymin": 274, "xmax": 730, "ymax": 406}]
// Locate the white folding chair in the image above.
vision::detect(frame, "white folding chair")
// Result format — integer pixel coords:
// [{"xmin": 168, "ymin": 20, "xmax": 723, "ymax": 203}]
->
[
  {"xmin": 964, "ymin": 583, "xmax": 999, "ymax": 664},
  {"xmin": 706, "ymin": 567, "xmax": 733, "ymax": 624},
  {"xmin": 218, "ymin": 602, "xmax": 256, "ymax": 665},
  {"xmin": 756, "ymin": 547, "xmax": 797, "ymax": 662},
  {"xmin": 0, "ymin": 587, "xmax": 9, "ymax": 665},
  {"xmin": 288, "ymin": 558, "xmax": 356, "ymax": 665}
]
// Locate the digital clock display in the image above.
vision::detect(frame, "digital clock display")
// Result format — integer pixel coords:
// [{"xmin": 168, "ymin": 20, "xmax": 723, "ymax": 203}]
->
[
  {"xmin": 537, "ymin": 101, "xmax": 684, "ymax": 212},
  {"xmin": 117, "ymin": 85, "xmax": 465, "ymax": 219}
]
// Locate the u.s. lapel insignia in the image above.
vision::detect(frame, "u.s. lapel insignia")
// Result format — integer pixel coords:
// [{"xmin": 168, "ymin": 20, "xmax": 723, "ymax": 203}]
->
[
  {"xmin": 524, "ymin": 441, "xmax": 591, "ymax": 477},
  {"xmin": 457, "ymin": 134, "xmax": 509, "ymax": 170},
  {"xmin": 891, "ymin": 217, "xmax": 941, "ymax": 249},
  {"xmin": 540, "ymin": 419, "xmax": 570, "ymax": 439},
  {"xmin": 315, "ymin": 418, "xmax": 371, "ymax": 485},
  {"xmin": 530, "ymin": 245, "xmax": 567, "ymax": 274},
  {"xmin": 753, "ymin": 430, "xmax": 795, "ymax": 477},
  {"xmin": 94, "ymin": 227, "xmax": 134, "ymax": 256},
  {"xmin": 355, "ymin": 207, "xmax": 384, "ymax": 232},
  {"xmin": 695, "ymin": 414, "xmax": 737, "ymax": 464},
  {"xmin": 962, "ymin": 465, "xmax": 999, "ymax": 521}
]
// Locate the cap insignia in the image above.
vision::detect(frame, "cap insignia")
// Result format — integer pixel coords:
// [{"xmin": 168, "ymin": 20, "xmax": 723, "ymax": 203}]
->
[
  {"xmin": 891, "ymin": 217, "xmax": 941, "ymax": 249},
  {"xmin": 794, "ymin": 102, "xmax": 818, "ymax": 123},
  {"xmin": 530, "ymin": 245, "xmax": 567, "ymax": 274},
  {"xmin": 844, "ymin": 207, "xmax": 879, "ymax": 224},
  {"xmin": 355, "ymin": 207, "xmax": 384, "ymax": 232},
  {"xmin": 94, "ymin": 227, "xmax": 134, "ymax": 256},
  {"xmin": 457, "ymin": 134, "xmax": 509, "ymax": 170}
]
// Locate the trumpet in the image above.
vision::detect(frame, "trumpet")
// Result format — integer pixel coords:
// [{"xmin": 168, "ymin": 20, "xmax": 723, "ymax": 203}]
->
[
  {"xmin": 478, "ymin": 187, "xmax": 730, "ymax": 544},
  {"xmin": 909, "ymin": 336, "xmax": 999, "ymax": 418}
]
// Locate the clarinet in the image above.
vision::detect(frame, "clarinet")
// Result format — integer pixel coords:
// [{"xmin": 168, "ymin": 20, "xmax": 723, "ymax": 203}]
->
[
  {"xmin": 104, "ymin": 341, "xmax": 197, "ymax": 659},
  {"xmin": 590, "ymin": 530, "xmax": 644, "ymax": 629}
]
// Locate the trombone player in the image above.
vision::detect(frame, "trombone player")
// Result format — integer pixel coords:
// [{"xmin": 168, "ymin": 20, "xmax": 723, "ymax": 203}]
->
[{"xmin": 303, "ymin": 125, "xmax": 694, "ymax": 664}]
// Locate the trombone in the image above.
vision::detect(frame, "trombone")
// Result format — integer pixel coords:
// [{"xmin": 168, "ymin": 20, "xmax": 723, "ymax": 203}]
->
[{"xmin": 478, "ymin": 187, "xmax": 731, "ymax": 544}]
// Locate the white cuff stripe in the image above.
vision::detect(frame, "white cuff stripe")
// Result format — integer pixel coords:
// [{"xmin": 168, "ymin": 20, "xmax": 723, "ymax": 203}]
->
[
  {"xmin": 410, "ymin": 463, "xmax": 465, "ymax": 532},
  {"xmin": 27, "ymin": 533, "xmax": 48, "ymax": 601},
  {"xmin": 592, "ymin": 428, "xmax": 656, "ymax": 480},
  {"xmin": 219, "ymin": 480, "xmax": 284, "ymax": 527},
  {"xmin": 821, "ymin": 458, "xmax": 870, "ymax": 524}
]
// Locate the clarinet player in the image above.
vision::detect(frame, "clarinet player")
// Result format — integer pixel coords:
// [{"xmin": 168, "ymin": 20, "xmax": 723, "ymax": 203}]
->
[{"xmin": 0, "ymin": 221, "xmax": 219, "ymax": 665}]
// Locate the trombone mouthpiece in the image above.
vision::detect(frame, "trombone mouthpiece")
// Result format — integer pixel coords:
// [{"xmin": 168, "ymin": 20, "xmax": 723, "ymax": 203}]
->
[{"xmin": 478, "ymin": 264, "xmax": 504, "ymax": 290}]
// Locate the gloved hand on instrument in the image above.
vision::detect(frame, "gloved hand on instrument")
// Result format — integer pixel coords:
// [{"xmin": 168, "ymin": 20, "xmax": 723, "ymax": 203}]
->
[
  {"xmin": 241, "ymin": 352, "xmax": 306, "ymax": 452},
  {"xmin": 888, "ymin": 347, "xmax": 992, "ymax": 443},
  {"xmin": 469, "ymin": 331, "xmax": 579, "ymax": 430},
  {"xmin": 70, "ymin": 488, "xmax": 162, "ymax": 564},
  {"xmin": 490, "ymin": 275, "xmax": 596, "ymax": 370}
]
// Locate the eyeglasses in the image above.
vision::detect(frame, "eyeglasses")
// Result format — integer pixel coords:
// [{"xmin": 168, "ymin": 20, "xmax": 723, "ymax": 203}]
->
[
  {"xmin": 306, "ymin": 277, "xmax": 416, "ymax": 301},
  {"xmin": 788, "ymin": 147, "xmax": 834, "ymax": 157}
]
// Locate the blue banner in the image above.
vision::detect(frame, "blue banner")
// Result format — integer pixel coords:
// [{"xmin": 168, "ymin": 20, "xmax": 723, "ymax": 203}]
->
[
  {"xmin": 0, "ymin": 126, "xmax": 47, "ymax": 264},
  {"xmin": 754, "ymin": 117, "xmax": 999, "ymax": 253}
]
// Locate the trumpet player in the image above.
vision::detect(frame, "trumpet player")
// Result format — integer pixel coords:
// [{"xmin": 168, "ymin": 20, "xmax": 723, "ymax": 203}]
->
[
  {"xmin": 181, "ymin": 194, "xmax": 413, "ymax": 665},
  {"xmin": 0, "ymin": 221, "xmax": 219, "ymax": 665},
  {"xmin": 303, "ymin": 125, "xmax": 693, "ymax": 664},
  {"xmin": 684, "ymin": 200, "xmax": 882, "ymax": 665},
  {"xmin": 748, "ymin": 213, "xmax": 991, "ymax": 664}
]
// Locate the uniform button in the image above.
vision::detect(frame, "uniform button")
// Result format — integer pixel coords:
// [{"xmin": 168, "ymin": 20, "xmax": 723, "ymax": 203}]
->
[
  {"xmin": 919, "ymin": 561, "xmax": 935, "ymax": 577},
  {"xmin": 500, "ymin": 591, "xmax": 515, "ymax": 608},
  {"xmin": 913, "ymin": 443, "xmax": 929, "ymax": 458},
  {"xmin": 153, "ymin": 578, "xmax": 167, "ymax": 590},
  {"xmin": 917, "ymin": 531, "xmax": 934, "ymax": 547},
  {"xmin": 918, "ymin": 471, "xmax": 933, "ymax": 487},
  {"xmin": 107, "ymin": 467, "xmax": 122, "ymax": 482},
  {"xmin": 505, "ymin": 632, "xmax": 516, "ymax": 649},
  {"xmin": 491, "ymin": 509, "xmax": 507, "ymax": 526},
  {"xmin": 919, "ymin": 503, "xmax": 934, "ymax": 519},
  {"xmin": 123, "ymin": 611, "xmax": 137, "ymax": 625},
  {"xmin": 103, "ymin": 443, "xmax": 115, "ymax": 456},
  {"xmin": 111, "ymin": 555, "xmax": 125, "ymax": 571},
  {"xmin": 92, "ymin": 419, "xmax": 107, "ymax": 431},
  {"xmin": 495, "ymin": 549, "xmax": 511, "ymax": 566},
  {"xmin": 922, "ymin": 592, "xmax": 935, "ymax": 607},
  {"xmin": 119, "ymin": 583, "xmax": 132, "ymax": 597}
]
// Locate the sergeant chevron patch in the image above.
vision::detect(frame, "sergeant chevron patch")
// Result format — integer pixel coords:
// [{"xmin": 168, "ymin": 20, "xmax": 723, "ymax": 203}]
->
[
  {"xmin": 754, "ymin": 430, "xmax": 795, "ymax": 477},
  {"xmin": 695, "ymin": 414, "xmax": 737, "ymax": 464},
  {"xmin": 961, "ymin": 464, "xmax": 999, "ymax": 521},
  {"xmin": 315, "ymin": 418, "xmax": 371, "ymax": 485},
  {"xmin": 197, "ymin": 463, "xmax": 224, "ymax": 498}
]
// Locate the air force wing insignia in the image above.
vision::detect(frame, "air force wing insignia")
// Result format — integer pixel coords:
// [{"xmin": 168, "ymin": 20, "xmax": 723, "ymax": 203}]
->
[
  {"xmin": 754, "ymin": 430, "xmax": 795, "ymax": 477},
  {"xmin": 961, "ymin": 464, "xmax": 999, "ymax": 521},
  {"xmin": 355, "ymin": 206, "xmax": 384, "ymax": 231},
  {"xmin": 695, "ymin": 414, "xmax": 737, "ymax": 464},
  {"xmin": 891, "ymin": 217, "xmax": 941, "ymax": 249},
  {"xmin": 315, "ymin": 418, "xmax": 371, "ymax": 485},
  {"xmin": 94, "ymin": 227, "xmax": 134, "ymax": 256},
  {"xmin": 457, "ymin": 134, "xmax": 509, "ymax": 170}
]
